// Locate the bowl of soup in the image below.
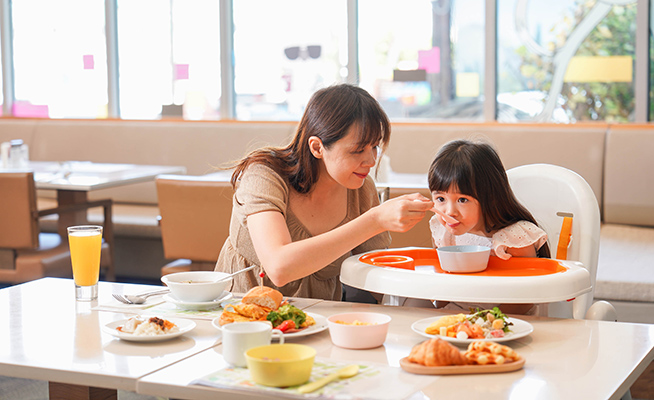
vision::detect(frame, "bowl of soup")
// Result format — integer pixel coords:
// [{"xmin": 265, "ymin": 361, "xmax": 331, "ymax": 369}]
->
[{"xmin": 161, "ymin": 271, "xmax": 232, "ymax": 302}]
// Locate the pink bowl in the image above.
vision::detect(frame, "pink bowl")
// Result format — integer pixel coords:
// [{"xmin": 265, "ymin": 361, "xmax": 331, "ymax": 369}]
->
[{"xmin": 327, "ymin": 312, "xmax": 391, "ymax": 349}]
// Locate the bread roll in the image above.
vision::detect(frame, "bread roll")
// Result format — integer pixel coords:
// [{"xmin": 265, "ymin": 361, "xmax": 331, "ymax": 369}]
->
[
  {"xmin": 408, "ymin": 338, "xmax": 468, "ymax": 366},
  {"xmin": 241, "ymin": 286, "xmax": 283, "ymax": 310}
]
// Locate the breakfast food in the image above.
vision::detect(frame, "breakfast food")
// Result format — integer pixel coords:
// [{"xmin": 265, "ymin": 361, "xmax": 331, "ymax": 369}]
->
[
  {"xmin": 218, "ymin": 286, "xmax": 315, "ymax": 332},
  {"xmin": 408, "ymin": 338, "xmax": 469, "ymax": 366},
  {"xmin": 242, "ymin": 286, "xmax": 284, "ymax": 309},
  {"xmin": 426, "ymin": 307, "xmax": 513, "ymax": 340},
  {"xmin": 334, "ymin": 320, "xmax": 376, "ymax": 326},
  {"xmin": 464, "ymin": 341, "xmax": 521, "ymax": 365},
  {"xmin": 117, "ymin": 316, "xmax": 179, "ymax": 336},
  {"xmin": 425, "ymin": 313, "xmax": 467, "ymax": 335}
]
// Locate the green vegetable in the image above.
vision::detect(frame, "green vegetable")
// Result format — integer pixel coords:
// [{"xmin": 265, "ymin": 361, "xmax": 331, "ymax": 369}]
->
[
  {"xmin": 467, "ymin": 307, "xmax": 513, "ymax": 333},
  {"xmin": 266, "ymin": 304, "xmax": 307, "ymax": 328}
]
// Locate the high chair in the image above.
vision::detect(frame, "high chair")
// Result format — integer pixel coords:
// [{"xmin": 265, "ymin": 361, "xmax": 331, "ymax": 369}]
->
[{"xmin": 507, "ymin": 163, "xmax": 616, "ymax": 320}]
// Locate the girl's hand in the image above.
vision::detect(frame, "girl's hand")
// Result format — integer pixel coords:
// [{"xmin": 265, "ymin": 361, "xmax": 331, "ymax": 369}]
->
[{"xmin": 374, "ymin": 193, "xmax": 434, "ymax": 232}]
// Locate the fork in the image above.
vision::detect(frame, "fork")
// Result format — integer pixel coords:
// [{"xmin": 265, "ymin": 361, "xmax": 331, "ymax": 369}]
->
[{"xmin": 112, "ymin": 289, "xmax": 170, "ymax": 304}]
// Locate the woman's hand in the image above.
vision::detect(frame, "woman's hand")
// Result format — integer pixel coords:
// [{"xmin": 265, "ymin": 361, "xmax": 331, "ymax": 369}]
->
[{"xmin": 373, "ymin": 193, "xmax": 434, "ymax": 232}]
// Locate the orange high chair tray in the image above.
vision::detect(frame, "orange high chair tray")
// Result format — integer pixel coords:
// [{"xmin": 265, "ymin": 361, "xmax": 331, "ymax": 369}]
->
[
  {"xmin": 341, "ymin": 247, "xmax": 591, "ymax": 307},
  {"xmin": 359, "ymin": 248, "xmax": 567, "ymax": 277}
]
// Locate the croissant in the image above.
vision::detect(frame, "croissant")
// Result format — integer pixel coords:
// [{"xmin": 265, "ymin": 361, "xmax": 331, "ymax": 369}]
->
[{"xmin": 408, "ymin": 338, "xmax": 468, "ymax": 366}]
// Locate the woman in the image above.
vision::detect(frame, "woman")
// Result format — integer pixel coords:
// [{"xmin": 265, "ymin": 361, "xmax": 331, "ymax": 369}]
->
[{"xmin": 215, "ymin": 84, "xmax": 433, "ymax": 300}]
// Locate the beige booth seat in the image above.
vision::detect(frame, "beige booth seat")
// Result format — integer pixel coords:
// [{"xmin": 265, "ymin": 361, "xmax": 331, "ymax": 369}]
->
[{"xmin": 595, "ymin": 125, "xmax": 654, "ymax": 320}]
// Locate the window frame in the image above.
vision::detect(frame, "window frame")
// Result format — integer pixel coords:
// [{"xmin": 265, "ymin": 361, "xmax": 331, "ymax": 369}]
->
[{"xmin": 0, "ymin": 0, "xmax": 649, "ymax": 122}]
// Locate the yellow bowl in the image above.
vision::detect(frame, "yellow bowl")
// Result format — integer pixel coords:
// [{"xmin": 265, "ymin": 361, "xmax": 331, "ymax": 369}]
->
[{"xmin": 245, "ymin": 344, "xmax": 316, "ymax": 387}]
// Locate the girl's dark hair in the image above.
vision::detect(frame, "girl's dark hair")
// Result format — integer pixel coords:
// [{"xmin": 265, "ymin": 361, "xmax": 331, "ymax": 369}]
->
[
  {"xmin": 428, "ymin": 139, "xmax": 550, "ymax": 258},
  {"xmin": 230, "ymin": 84, "xmax": 391, "ymax": 194}
]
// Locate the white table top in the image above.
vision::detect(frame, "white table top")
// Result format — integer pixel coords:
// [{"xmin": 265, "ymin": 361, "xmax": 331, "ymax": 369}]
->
[
  {"xmin": 22, "ymin": 161, "xmax": 186, "ymax": 191},
  {"xmin": 0, "ymin": 278, "xmax": 219, "ymax": 392},
  {"xmin": 136, "ymin": 300, "xmax": 654, "ymax": 400},
  {"xmin": 1, "ymin": 278, "xmax": 652, "ymax": 400}
]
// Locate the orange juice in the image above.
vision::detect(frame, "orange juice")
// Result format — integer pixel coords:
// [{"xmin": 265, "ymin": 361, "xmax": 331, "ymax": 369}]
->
[{"xmin": 69, "ymin": 230, "xmax": 102, "ymax": 286}]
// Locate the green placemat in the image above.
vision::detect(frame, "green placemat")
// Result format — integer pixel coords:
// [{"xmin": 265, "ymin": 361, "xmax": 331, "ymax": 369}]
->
[{"xmin": 192, "ymin": 358, "xmax": 433, "ymax": 399}]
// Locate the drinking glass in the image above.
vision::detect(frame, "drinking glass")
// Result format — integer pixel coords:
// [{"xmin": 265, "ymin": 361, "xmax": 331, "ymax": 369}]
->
[{"xmin": 67, "ymin": 225, "xmax": 103, "ymax": 301}]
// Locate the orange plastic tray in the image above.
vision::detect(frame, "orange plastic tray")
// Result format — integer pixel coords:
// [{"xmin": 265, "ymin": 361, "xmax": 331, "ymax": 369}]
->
[{"xmin": 359, "ymin": 248, "xmax": 567, "ymax": 277}]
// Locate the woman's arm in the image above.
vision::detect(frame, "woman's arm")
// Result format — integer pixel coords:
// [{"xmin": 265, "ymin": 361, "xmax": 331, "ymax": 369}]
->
[{"xmin": 248, "ymin": 193, "xmax": 433, "ymax": 286}]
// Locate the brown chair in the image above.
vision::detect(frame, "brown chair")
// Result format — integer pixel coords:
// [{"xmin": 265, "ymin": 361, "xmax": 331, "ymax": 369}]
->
[
  {"xmin": 0, "ymin": 172, "xmax": 115, "ymax": 284},
  {"xmin": 156, "ymin": 174, "xmax": 234, "ymax": 276}
]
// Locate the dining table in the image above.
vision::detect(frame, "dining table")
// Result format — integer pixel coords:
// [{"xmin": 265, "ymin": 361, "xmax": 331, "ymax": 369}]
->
[
  {"xmin": 0, "ymin": 277, "xmax": 652, "ymax": 400},
  {"xmin": 25, "ymin": 161, "xmax": 187, "ymax": 235}
]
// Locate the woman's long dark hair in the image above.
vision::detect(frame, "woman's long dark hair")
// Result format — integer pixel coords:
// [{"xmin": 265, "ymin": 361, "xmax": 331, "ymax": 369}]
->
[
  {"xmin": 230, "ymin": 84, "xmax": 391, "ymax": 194},
  {"xmin": 428, "ymin": 139, "xmax": 550, "ymax": 258}
]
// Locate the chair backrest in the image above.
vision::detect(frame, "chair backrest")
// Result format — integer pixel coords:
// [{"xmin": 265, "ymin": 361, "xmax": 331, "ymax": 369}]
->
[
  {"xmin": 156, "ymin": 175, "xmax": 234, "ymax": 263},
  {"xmin": 507, "ymin": 164, "xmax": 601, "ymax": 317},
  {"xmin": 0, "ymin": 172, "xmax": 39, "ymax": 249}
]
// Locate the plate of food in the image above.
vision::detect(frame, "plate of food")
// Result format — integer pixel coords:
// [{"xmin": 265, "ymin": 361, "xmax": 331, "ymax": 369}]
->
[
  {"xmin": 411, "ymin": 307, "xmax": 533, "ymax": 344},
  {"xmin": 163, "ymin": 291, "xmax": 233, "ymax": 310},
  {"xmin": 102, "ymin": 316, "xmax": 196, "ymax": 342},
  {"xmin": 400, "ymin": 337, "xmax": 525, "ymax": 375},
  {"xmin": 211, "ymin": 286, "xmax": 328, "ymax": 338}
]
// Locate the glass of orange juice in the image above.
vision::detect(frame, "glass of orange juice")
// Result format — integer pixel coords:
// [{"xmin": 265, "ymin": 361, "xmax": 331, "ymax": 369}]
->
[{"xmin": 67, "ymin": 225, "xmax": 103, "ymax": 301}]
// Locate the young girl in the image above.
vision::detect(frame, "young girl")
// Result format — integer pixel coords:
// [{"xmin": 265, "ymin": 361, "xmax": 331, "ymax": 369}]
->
[
  {"xmin": 214, "ymin": 84, "xmax": 433, "ymax": 301},
  {"xmin": 429, "ymin": 139, "xmax": 550, "ymax": 314}
]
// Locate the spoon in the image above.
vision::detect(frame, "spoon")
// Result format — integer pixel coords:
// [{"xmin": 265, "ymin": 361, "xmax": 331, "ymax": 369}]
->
[
  {"xmin": 297, "ymin": 364, "xmax": 359, "ymax": 394},
  {"xmin": 215, "ymin": 264, "xmax": 257, "ymax": 282},
  {"xmin": 430, "ymin": 207, "xmax": 459, "ymax": 225}
]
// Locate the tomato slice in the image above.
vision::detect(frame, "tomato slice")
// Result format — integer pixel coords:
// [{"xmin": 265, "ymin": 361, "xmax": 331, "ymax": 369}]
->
[{"xmin": 276, "ymin": 320, "xmax": 296, "ymax": 332}]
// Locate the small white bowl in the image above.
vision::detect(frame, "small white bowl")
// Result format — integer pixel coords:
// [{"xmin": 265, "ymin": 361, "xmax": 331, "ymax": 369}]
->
[
  {"xmin": 161, "ymin": 271, "xmax": 232, "ymax": 302},
  {"xmin": 437, "ymin": 245, "xmax": 491, "ymax": 273},
  {"xmin": 327, "ymin": 312, "xmax": 391, "ymax": 349}
]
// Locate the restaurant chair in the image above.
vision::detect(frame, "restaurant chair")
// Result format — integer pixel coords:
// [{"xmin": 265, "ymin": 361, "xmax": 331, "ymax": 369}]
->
[
  {"xmin": 156, "ymin": 174, "xmax": 234, "ymax": 276},
  {"xmin": 0, "ymin": 172, "xmax": 115, "ymax": 284},
  {"xmin": 507, "ymin": 163, "xmax": 616, "ymax": 320}
]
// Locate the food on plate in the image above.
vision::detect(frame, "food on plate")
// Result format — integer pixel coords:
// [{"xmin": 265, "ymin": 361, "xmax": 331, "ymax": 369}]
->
[
  {"xmin": 464, "ymin": 341, "xmax": 522, "ymax": 365},
  {"xmin": 242, "ymin": 286, "xmax": 284, "ymax": 309},
  {"xmin": 408, "ymin": 338, "xmax": 469, "ymax": 366},
  {"xmin": 334, "ymin": 320, "xmax": 376, "ymax": 326},
  {"xmin": 218, "ymin": 286, "xmax": 315, "ymax": 332},
  {"xmin": 426, "ymin": 307, "xmax": 513, "ymax": 340},
  {"xmin": 116, "ymin": 316, "xmax": 179, "ymax": 336},
  {"xmin": 425, "ymin": 313, "xmax": 467, "ymax": 335},
  {"xmin": 406, "ymin": 338, "xmax": 522, "ymax": 368}
]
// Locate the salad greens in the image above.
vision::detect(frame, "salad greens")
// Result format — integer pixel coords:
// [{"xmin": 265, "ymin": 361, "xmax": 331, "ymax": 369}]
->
[
  {"xmin": 266, "ymin": 304, "xmax": 307, "ymax": 328},
  {"xmin": 468, "ymin": 307, "xmax": 513, "ymax": 333}
]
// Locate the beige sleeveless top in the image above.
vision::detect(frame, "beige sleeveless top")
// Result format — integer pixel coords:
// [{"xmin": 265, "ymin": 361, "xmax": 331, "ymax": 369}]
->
[{"xmin": 215, "ymin": 163, "xmax": 391, "ymax": 300}]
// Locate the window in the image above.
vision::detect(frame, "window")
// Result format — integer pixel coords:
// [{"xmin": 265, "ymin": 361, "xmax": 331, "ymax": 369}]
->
[
  {"xmin": 232, "ymin": 0, "xmax": 348, "ymax": 121},
  {"xmin": 12, "ymin": 0, "xmax": 107, "ymax": 118},
  {"xmin": 117, "ymin": 0, "xmax": 221, "ymax": 120},
  {"xmin": 497, "ymin": 0, "xmax": 636, "ymax": 122},
  {"xmin": 358, "ymin": 0, "xmax": 485, "ymax": 120}
]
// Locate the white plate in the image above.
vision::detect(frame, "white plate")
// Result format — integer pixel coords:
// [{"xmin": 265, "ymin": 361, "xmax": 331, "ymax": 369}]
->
[
  {"xmin": 211, "ymin": 312, "xmax": 328, "ymax": 339},
  {"xmin": 102, "ymin": 317, "xmax": 196, "ymax": 342},
  {"xmin": 411, "ymin": 316, "xmax": 533, "ymax": 344},
  {"xmin": 163, "ymin": 291, "xmax": 233, "ymax": 310}
]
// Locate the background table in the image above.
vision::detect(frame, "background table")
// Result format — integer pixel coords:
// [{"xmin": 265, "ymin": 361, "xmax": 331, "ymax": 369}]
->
[{"xmin": 29, "ymin": 161, "xmax": 186, "ymax": 234}]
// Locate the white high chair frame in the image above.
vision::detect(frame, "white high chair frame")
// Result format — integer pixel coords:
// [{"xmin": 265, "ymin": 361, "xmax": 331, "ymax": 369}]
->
[
  {"xmin": 343, "ymin": 163, "xmax": 616, "ymax": 321},
  {"xmin": 506, "ymin": 163, "xmax": 615, "ymax": 320}
]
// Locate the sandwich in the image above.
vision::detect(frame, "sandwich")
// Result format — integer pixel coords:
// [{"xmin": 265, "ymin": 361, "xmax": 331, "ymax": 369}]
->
[
  {"xmin": 241, "ymin": 286, "xmax": 284, "ymax": 310},
  {"xmin": 218, "ymin": 286, "xmax": 315, "ymax": 332}
]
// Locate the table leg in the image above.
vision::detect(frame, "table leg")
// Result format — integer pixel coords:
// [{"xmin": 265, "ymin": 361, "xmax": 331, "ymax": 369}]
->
[
  {"xmin": 57, "ymin": 190, "xmax": 90, "ymax": 236},
  {"xmin": 48, "ymin": 382, "xmax": 117, "ymax": 400}
]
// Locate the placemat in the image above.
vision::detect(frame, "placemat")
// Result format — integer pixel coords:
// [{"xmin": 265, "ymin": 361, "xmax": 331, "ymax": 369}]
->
[{"xmin": 191, "ymin": 358, "xmax": 434, "ymax": 399}]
